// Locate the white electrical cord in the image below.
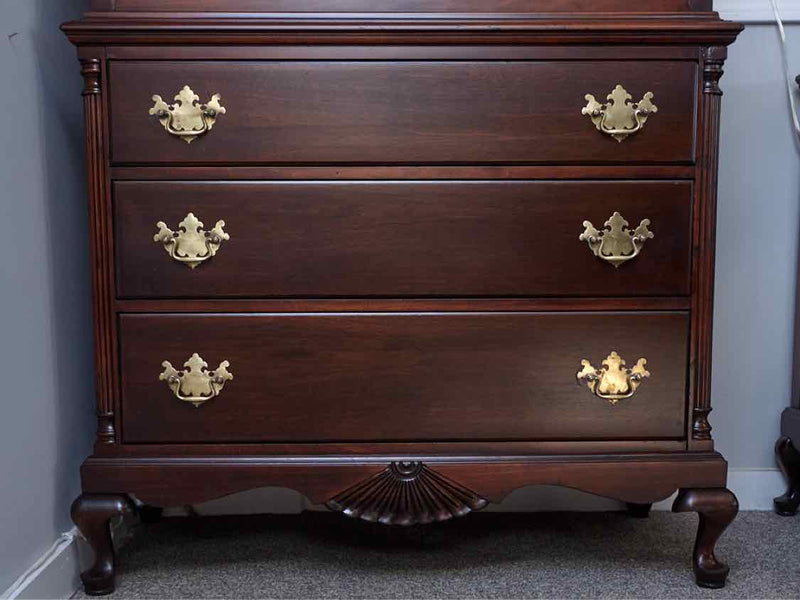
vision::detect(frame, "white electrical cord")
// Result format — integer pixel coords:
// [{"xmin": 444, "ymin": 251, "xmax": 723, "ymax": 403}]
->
[{"xmin": 770, "ymin": 0, "xmax": 800, "ymax": 142}]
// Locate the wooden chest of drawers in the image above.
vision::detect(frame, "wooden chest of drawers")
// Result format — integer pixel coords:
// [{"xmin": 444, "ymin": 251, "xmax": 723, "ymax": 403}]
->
[{"xmin": 63, "ymin": 1, "xmax": 742, "ymax": 593}]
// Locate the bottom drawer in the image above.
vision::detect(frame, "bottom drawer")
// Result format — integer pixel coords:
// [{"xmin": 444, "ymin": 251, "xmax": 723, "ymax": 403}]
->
[{"xmin": 119, "ymin": 313, "xmax": 688, "ymax": 444}]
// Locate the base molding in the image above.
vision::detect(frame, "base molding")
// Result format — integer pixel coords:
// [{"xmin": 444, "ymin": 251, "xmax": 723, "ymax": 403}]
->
[
  {"xmin": 8, "ymin": 466, "xmax": 780, "ymax": 599},
  {"xmin": 80, "ymin": 452, "xmax": 736, "ymax": 593},
  {"xmin": 81, "ymin": 453, "xmax": 728, "ymax": 509}
]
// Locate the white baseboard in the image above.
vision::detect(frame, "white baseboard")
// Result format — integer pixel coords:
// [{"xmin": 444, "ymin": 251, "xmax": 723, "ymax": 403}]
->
[
  {"xmin": 4, "ymin": 469, "xmax": 788, "ymax": 599},
  {"xmin": 717, "ymin": 0, "xmax": 800, "ymax": 23},
  {"xmin": 726, "ymin": 468, "xmax": 788, "ymax": 510},
  {"xmin": 1, "ymin": 516, "xmax": 131, "ymax": 600},
  {"xmin": 0, "ymin": 531, "xmax": 80, "ymax": 600}
]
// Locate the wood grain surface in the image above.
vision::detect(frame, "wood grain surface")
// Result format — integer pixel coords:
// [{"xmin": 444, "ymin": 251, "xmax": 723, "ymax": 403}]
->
[
  {"xmin": 110, "ymin": 61, "xmax": 697, "ymax": 165},
  {"xmin": 115, "ymin": 180, "xmax": 693, "ymax": 298},
  {"xmin": 119, "ymin": 312, "xmax": 689, "ymax": 443}
]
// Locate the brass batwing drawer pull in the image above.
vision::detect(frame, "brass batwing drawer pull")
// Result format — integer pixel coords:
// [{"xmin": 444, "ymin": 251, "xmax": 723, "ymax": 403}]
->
[
  {"xmin": 149, "ymin": 85, "xmax": 226, "ymax": 143},
  {"xmin": 576, "ymin": 352, "xmax": 650, "ymax": 405},
  {"xmin": 159, "ymin": 353, "xmax": 233, "ymax": 408},
  {"xmin": 582, "ymin": 85, "xmax": 658, "ymax": 142},
  {"xmin": 154, "ymin": 212, "xmax": 229, "ymax": 269},
  {"xmin": 580, "ymin": 211, "xmax": 653, "ymax": 268}
]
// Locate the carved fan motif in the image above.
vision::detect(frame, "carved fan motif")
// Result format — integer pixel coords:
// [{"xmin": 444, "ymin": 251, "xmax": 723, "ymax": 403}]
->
[{"xmin": 326, "ymin": 462, "xmax": 488, "ymax": 526}]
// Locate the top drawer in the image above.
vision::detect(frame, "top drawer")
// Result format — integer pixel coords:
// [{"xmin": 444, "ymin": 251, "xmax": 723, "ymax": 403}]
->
[{"xmin": 109, "ymin": 61, "xmax": 697, "ymax": 165}]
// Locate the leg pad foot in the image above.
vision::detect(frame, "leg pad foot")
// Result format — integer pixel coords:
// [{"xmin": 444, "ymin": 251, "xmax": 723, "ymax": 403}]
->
[
  {"xmin": 774, "ymin": 437, "xmax": 800, "ymax": 516},
  {"xmin": 673, "ymin": 488, "xmax": 738, "ymax": 589},
  {"xmin": 71, "ymin": 494, "xmax": 134, "ymax": 596}
]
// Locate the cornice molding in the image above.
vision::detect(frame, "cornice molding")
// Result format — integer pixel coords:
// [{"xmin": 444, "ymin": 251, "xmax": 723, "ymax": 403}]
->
[
  {"xmin": 61, "ymin": 16, "xmax": 744, "ymax": 46},
  {"xmin": 717, "ymin": 0, "xmax": 800, "ymax": 23}
]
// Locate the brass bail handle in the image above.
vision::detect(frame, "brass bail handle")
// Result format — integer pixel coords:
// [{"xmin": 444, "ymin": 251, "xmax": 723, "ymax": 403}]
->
[
  {"xmin": 159, "ymin": 353, "xmax": 233, "ymax": 408},
  {"xmin": 576, "ymin": 352, "xmax": 650, "ymax": 405},
  {"xmin": 154, "ymin": 212, "xmax": 229, "ymax": 269},
  {"xmin": 582, "ymin": 85, "xmax": 658, "ymax": 142},
  {"xmin": 580, "ymin": 211, "xmax": 653, "ymax": 268},
  {"xmin": 149, "ymin": 85, "xmax": 226, "ymax": 144}
]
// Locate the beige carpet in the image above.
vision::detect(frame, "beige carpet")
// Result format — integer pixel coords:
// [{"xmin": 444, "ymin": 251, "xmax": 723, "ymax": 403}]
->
[{"xmin": 73, "ymin": 511, "xmax": 800, "ymax": 599}]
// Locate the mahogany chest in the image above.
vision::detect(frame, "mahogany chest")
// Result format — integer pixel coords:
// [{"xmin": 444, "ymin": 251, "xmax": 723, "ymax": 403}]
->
[{"xmin": 63, "ymin": 1, "xmax": 742, "ymax": 593}]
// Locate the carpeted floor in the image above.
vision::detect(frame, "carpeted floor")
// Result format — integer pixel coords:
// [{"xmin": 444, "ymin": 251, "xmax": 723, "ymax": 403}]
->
[{"xmin": 74, "ymin": 511, "xmax": 800, "ymax": 599}]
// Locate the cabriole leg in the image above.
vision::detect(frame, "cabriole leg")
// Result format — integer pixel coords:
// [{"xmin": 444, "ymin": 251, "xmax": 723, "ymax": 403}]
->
[
  {"xmin": 672, "ymin": 488, "xmax": 738, "ymax": 589},
  {"xmin": 71, "ymin": 494, "xmax": 134, "ymax": 596},
  {"xmin": 774, "ymin": 436, "xmax": 800, "ymax": 516}
]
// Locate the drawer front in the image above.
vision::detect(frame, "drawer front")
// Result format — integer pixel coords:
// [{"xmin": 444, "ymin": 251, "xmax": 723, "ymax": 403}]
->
[
  {"xmin": 115, "ymin": 180, "xmax": 692, "ymax": 298},
  {"xmin": 110, "ymin": 61, "xmax": 697, "ymax": 165},
  {"xmin": 120, "ymin": 312, "xmax": 688, "ymax": 444}
]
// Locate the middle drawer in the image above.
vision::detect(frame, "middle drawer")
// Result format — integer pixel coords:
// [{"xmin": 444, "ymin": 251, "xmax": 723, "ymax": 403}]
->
[{"xmin": 115, "ymin": 180, "xmax": 692, "ymax": 298}]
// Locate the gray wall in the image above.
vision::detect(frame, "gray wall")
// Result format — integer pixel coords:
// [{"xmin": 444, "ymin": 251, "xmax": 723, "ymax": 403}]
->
[
  {"xmin": 0, "ymin": 0, "xmax": 93, "ymax": 592},
  {"xmin": 0, "ymin": 4, "xmax": 799, "ymax": 591},
  {"xmin": 713, "ymin": 23, "xmax": 800, "ymax": 468}
]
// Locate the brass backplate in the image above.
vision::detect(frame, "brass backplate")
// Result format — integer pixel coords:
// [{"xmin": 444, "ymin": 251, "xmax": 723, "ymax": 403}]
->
[
  {"xmin": 577, "ymin": 352, "xmax": 650, "ymax": 404},
  {"xmin": 580, "ymin": 211, "xmax": 653, "ymax": 268},
  {"xmin": 154, "ymin": 212, "xmax": 229, "ymax": 269},
  {"xmin": 149, "ymin": 85, "xmax": 226, "ymax": 143},
  {"xmin": 159, "ymin": 353, "xmax": 233, "ymax": 408},
  {"xmin": 582, "ymin": 85, "xmax": 657, "ymax": 142}
]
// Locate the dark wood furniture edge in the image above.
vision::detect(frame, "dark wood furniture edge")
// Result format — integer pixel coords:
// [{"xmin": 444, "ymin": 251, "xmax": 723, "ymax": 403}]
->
[
  {"xmin": 104, "ymin": 45, "xmax": 702, "ymax": 60},
  {"xmin": 108, "ymin": 165, "xmax": 698, "ymax": 180},
  {"xmin": 79, "ymin": 452, "xmax": 728, "ymax": 507},
  {"xmin": 774, "ymin": 408, "xmax": 800, "ymax": 515},
  {"xmin": 113, "ymin": 298, "xmax": 693, "ymax": 312},
  {"xmin": 79, "ymin": 50, "xmax": 118, "ymax": 449},
  {"xmin": 90, "ymin": 440, "xmax": 690, "ymax": 457},
  {"xmin": 62, "ymin": 15, "xmax": 743, "ymax": 46},
  {"xmin": 89, "ymin": 0, "xmax": 715, "ymax": 13},
  {"xmin": 688, "ymin": 46, "xmax": 727, "ymax": 451}
]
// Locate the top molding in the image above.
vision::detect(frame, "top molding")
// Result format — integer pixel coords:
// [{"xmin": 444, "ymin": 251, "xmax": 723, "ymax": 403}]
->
[
  {"xmin": 82, "ymin": 0, "xmax": 793, "ymax": 25},
  {"xmin": 63, "ymin": 13, "xmax": 743, "ymax": 47},
  {"xmin": 88, "ymin": 0, "xmax": 715, "ymax": 12}
]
